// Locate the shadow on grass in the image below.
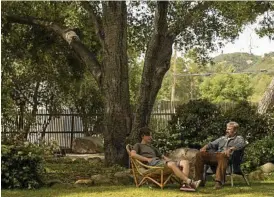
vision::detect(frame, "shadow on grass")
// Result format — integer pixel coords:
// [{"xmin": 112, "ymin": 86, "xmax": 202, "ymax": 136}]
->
[{"xmin": 2, "ymin": 181, "xmax": 274, "ymax": 197}]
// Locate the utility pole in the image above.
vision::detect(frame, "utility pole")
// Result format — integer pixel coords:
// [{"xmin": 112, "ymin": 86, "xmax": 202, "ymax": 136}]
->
[
  {"xmin": 171, "ymin": 42, "xmax": 177, "ymax": 112},
  {"xmin": 249, "ymin": 33, "xmax": 254, "ymax": 54}
]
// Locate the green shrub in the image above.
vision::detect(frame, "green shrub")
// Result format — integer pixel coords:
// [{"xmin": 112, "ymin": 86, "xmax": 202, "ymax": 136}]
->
[
  {"xmin": 242, "ymin": 136, "xmax": 274, "ymax": 172},
  {"xmin": 1, "ymin": 142, "xmax": 45, "ymax": 189},
  {"xmin": 153, "ymin": 127, "xmax": 174, "ymax": 154},
  {"xmin": 154, "ymin": 99, "xmax": 225, "ymax": 152}
]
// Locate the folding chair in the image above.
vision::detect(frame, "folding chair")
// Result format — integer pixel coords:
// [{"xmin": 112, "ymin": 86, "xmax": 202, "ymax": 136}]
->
[
  {"xmin": 203, "ymin": 148, "xmax": 250, "ymax": 187},
  {"xmin": 126, "ymin": 144, "xmax": 178, "ymax": 189}
]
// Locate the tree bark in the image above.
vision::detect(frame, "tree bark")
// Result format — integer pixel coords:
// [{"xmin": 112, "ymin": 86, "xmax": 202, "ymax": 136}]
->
[
  {"xmin": 257, "ymin": 77, "xmax": 274, "ymax": 114},
  {"xmin": 130, "ymin": 2, "xmax": 175, "ymax": 143},
  {"xmin": 6, "ymin": 10, "xmax": 131, "ymax": 166},
  {"xmin": 101, "ymin": 1, "xmax": 131, "ymax": 166}
]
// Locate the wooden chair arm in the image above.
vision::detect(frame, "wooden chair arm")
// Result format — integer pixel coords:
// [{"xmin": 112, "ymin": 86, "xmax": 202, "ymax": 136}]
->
[{"xmin": 134, "ymin": 158, "xmax": 165, "ymax": 169}]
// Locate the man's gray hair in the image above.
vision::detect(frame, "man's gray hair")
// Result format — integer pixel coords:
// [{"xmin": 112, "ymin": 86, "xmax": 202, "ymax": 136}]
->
[{"xmin": 227, "ymin": 121, "xmax": 239, "ymax": 129}]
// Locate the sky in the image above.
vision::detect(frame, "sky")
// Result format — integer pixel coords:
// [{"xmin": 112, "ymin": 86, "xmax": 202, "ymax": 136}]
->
[{"xmin": 211, "ymin": 23, "xmax": 274, "ymax": 57}]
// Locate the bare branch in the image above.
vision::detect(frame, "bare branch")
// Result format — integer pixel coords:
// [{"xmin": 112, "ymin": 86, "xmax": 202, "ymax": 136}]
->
[{"xmin": 5, "ymin": 15, "xmax": 102, "ymax": 85}]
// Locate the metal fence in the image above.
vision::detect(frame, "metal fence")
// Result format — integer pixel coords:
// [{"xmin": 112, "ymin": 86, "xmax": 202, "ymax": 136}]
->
[
  {"xmin": 1, "ymin": 101, "xmax": 177, "ymax": 149},
  {"xmin": 1, "ymin": 101, "xmax": 238, "ymax": 150},
  {"xmin": 1, "ymin": 110, "xmax": 87, "ymax": 149}
]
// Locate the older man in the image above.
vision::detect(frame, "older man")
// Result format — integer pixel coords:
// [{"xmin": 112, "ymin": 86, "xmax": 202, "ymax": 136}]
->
[
  {"xmin": 131, "ymin": 127, "xmax": 201, "ymax": 192},
  {"xmin": 195, "ymin": 121, "xmax": 246, "ymax": 189}
]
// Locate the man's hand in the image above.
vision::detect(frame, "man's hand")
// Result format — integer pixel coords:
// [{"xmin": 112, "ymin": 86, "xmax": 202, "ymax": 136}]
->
[
  {"xmin": 147, "ymin": 158, "xmax": 153, "ymax": 163},
  {"xmin": 162, "ymin": 155, "xmax": 171, "ymax": 162},
  {"xmin": 224, "ymin": 147, "xmax": 235, "ymax": 157},
  {"xmin": 200, "ymin": 145, "xmax": 208, "ymax": 152}
]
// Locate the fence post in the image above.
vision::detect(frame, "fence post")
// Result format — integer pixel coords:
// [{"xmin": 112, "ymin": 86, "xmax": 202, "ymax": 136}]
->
[{"xmin": 70, "ymin": 115, "xmax": 75, "ymax": 150}]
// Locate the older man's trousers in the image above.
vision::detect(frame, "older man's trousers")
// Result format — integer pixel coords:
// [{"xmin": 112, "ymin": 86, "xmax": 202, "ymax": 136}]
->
[{"xmin": 195, "ymin": 151, "xmax": 229, "ymax": 184}]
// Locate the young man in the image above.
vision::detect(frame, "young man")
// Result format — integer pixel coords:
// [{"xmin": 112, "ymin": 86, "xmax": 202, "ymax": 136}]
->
[
  {"xmin": 131, "ymin": 127, "xmax": 201, "ymax": 192},
  {"xmin": 195, "ymin": 121, "xmax": 246, "ymax": 189}
]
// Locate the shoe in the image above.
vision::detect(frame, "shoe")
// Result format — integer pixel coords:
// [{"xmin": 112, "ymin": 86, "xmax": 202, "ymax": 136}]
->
[
  {"xmin": 214, "ymin": 181, "xmax": 222, "ymax": 189},
  {"xmin": 190, "ymin": 180, "xmax": 202, "ymax": 190},
  {"xmin": 180, "ymin": 184, "xmax": 196, "ymax": 192}
]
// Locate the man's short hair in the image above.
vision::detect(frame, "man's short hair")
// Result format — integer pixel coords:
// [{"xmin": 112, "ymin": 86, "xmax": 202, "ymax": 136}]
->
[
  {"xmin": 227, "ymin": 121, "xmax": 239, "ymax": 130},
  {"xmin": 139, "ymin": 127, "xmax": 152, "ymax": 137}
]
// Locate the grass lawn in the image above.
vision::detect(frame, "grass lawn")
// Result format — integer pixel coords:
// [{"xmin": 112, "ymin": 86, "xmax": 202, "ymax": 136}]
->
[
  {"xmin": 2, "ymin": 157, "xmax": 274, "ymax": 197},
  {"xmin": 2, "ymin": 181, "xmax": 274, "ymax": 197}
]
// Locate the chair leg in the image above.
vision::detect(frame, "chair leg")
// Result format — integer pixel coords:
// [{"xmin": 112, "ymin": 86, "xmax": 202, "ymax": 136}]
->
[
  {"xmin": 161, "ymin": 171, "xmax": 164, "ymax": 189},
  {"xmin": 203, "ymin": 165, "xmax": 208, "ymax": 185},
  {"xmin": 242, "ymin": 174, "xmax": 250, "ymax": 186}
]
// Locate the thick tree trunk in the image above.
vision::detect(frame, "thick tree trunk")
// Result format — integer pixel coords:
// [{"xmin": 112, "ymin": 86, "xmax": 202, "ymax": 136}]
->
[
  {"xmin": 101, "ymin": 2, "xmax": 131, "ymax": 166},
  {"xmin": 130, "ymin": 2, "xmax": 174, "ymax": 143},
  {"xmin": 257, "ymin": 77, "xmax": 274, "ymax": 114}
]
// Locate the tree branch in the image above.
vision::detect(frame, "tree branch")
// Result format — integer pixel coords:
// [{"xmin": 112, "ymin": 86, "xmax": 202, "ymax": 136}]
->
[
  {"xmin": 132, "ymin": 2, "xmax": 172, "ymax": 135},
  {"xmin": 5, "ymin": 15, "xmax": 102, "ymax": 85},
  {"xmin": 81, "ymin": 1, "xmax": 105, "ymax": 46},
  {"xmin": 154, "ymin": 1, "xmax": 169, "ymax": 35},
  {"xmin": 145, "ymin": 1, "xmax": 171, "ymax": 66},
  {"xmin": 168, "ymin": 2, "xmax": 211, "ymax": 37}
]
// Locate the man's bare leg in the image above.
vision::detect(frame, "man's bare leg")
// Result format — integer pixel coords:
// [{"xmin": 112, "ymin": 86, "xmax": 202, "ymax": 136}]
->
[
  {"xmin": 179, "ymin": 159, "xmax": 190, "ymax": 177},
  {"xmin": 167, "ymin": 161, "xmax": 191, "ymax": 183}
]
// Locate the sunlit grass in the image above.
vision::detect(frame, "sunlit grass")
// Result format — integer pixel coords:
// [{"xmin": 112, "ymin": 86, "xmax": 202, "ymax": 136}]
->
[
  {"xmin": 2, "ymin": 157, "xmax": 274, "ymax": 197},
  {"xmin": 2, "ymin": 181, "xmax": 274, "ymax": 197}
]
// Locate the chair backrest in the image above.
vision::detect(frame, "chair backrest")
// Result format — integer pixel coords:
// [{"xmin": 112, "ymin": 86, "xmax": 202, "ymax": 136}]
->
[
  {"xmin": 126, "ymin": 144, "xmax": 132, "ymax": 156},
  {"xmin": 126, "ymin": 144, "xmax": 148, "ymax": 175},
  {"xmin": 229, "ymin": 148, "xmax": 245, "ymax": 173}
]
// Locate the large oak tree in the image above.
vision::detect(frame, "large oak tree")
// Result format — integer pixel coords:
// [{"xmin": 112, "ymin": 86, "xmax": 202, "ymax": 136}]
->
[{"xmin": 2, "ymin": 1, "xmax": 273, "ymax": 166}]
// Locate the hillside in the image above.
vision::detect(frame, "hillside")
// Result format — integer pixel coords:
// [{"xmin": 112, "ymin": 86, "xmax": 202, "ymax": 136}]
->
[
  {"xmin": 246, "ymin": 52, "xmax": 274, "ymax": 72},
  {"xmin": 213, "ymin": 52, "xmax": 274, "ymax": 73}
]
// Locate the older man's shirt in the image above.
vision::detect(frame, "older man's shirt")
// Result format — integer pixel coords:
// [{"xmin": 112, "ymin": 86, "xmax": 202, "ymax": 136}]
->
[{"xmin": 207, "ymin": 135, "xmax": 246, "ymax": 152}]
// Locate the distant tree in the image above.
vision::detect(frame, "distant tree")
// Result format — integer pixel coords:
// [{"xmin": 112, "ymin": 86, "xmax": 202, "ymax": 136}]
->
[
  {"xmin": 158, "ymin": 50, "xmax": 208, "ymax": 103},
  {"xmin": 199, "ymin": 74, "xmax": 253, "ymax": 102},
  {"xmin": 210, "ymin": 52, "xmax": 274, "ymax": 103}
]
